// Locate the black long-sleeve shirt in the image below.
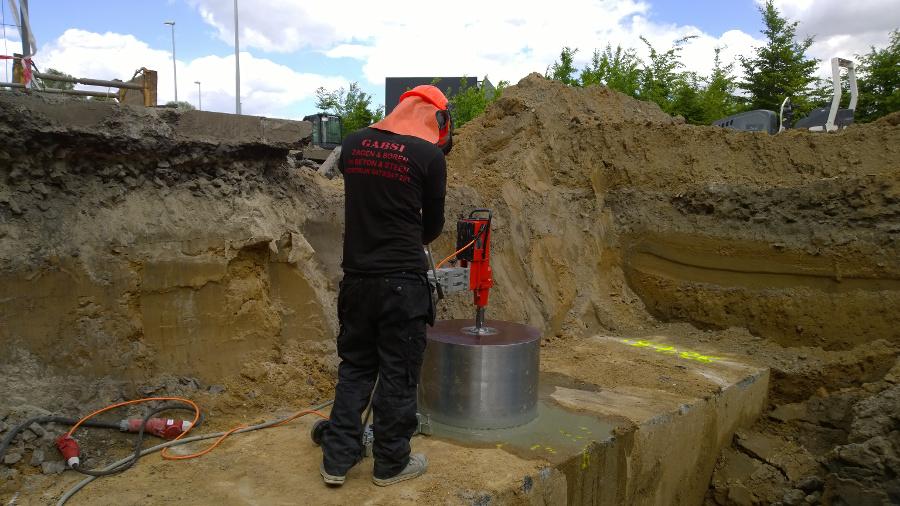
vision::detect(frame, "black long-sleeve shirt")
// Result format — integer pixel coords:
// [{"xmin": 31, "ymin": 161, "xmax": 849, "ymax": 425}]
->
[{"xmin": 339, "ymin": 127, "xmax": 446, "ymax": 275}]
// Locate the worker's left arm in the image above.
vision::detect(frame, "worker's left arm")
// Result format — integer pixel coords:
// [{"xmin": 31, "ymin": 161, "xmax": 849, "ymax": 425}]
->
[{"xmin": 421, "ymin": 152, "xmax": 446, "ymax": 245}]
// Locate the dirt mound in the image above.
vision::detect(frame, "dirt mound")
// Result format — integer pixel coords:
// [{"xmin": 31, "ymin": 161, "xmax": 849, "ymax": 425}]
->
[
  {"xmin": 445, "ymin": 72, "xmax": 899, "ymax": 349},
  {"xmin": 874, "ymin": 110, "xmax": 900, "ymax": 126}
]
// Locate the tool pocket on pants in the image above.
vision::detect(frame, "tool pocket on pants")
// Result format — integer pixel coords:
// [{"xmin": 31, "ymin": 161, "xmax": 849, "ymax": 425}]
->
[{"xmin": 406, "ymin": 330, "xmax": 427, "ymax": 387}]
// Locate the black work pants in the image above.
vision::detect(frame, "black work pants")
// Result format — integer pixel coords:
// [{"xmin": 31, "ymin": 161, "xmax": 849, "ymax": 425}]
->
[{"xmin": 321, "ymin": 272, "xmax": 431, "ymax": 479}]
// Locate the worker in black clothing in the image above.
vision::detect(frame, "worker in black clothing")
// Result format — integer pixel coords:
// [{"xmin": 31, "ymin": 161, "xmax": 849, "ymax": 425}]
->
[{"xmin": 312, "ymin": 85, "xmax": 451, "ymax": 487}]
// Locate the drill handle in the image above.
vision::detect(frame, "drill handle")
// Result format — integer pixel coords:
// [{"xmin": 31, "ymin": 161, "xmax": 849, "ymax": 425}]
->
[{"xmin": 468, "ymin": 209, "xmax": 492, "ymax": 222}]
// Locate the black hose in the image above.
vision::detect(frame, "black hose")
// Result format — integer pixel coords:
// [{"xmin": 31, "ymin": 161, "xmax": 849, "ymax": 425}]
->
[
  {"xmin": 57, "ymin": 399, "xmax": 335, "ymax": 506},
  {"xmin": 0, "ymin": 416, "xmax": 121, "ymax": 463},
  {"xmin": 71, "ymin": 403, "xmax": 195, "ymax": 477}
]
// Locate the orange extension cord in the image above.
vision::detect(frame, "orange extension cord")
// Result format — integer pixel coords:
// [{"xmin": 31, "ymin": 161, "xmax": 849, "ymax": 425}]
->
[
  {"xmin": 66, "ymin": 397, "xmax": 327, "ymax": 461},
  {"xmin": 435, "ymin": 238, "xmax": 476, "ymax": 269}
]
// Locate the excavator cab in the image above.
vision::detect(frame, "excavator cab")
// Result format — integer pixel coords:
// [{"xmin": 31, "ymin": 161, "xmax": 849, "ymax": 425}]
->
[
  {"xmin": 303, "ymin": 113, "xmax": 343, "ymax": 148},
  {"xmin": 713, "ymin": 57, "xmax": 857, "ymax": 134}
]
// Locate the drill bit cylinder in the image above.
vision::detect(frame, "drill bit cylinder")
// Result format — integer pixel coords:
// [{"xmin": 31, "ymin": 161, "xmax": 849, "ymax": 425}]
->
[{"xmin": 418, "ymin": 319, "xmax": 540, "ymax": 429}]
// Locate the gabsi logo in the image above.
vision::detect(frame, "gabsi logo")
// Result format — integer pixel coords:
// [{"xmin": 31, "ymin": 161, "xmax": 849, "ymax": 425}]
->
[{"xmin": 361, "ymin": 139, "xmax": 406, "ymax": 152}]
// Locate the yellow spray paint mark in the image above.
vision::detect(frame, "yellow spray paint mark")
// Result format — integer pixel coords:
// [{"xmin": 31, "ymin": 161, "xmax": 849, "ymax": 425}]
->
[
  {"xmin": 530, "ymin": 444, "xmax": 541, "ymax": 451},
  {"xmin": 581, "ymin": 448, "xmax": 590, "ymax": 469},
  {"xmin": 495, "ymin": 443, "xmax": 504, "ymax": 449},
  {"xmin": 620, "ymin": 339, "xmax": 721, "ymax": 364}
]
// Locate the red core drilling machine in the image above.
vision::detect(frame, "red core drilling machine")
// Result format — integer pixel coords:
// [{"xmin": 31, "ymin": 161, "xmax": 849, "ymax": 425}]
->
[{"xmin": 428, "ymin": 209, "xmax": 496, "ymax": 336}]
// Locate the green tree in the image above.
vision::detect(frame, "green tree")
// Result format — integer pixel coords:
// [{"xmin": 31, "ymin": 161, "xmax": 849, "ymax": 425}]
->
[
  {"xmin": 38, "ymin": 68, "xmax": 75, "ymax": 91},
  {"xmin": 546, "ymin": 47, "xmax": 580, "ymax": 86},
  {"xmin": 739, "ymin": 0, "xmax": 820, "ymax": 115},
  {"xmin": 855, "ymin": 29, "xmax": 900, "ymax": 122},
  {"xmin": 449, "ymin": 76, "xmax": 508, "ymax": 128},
  {"xmin": 700, "ymin": 47, "xmax": 741, "ymax": 123},
  {"xmin": 165, "ymin": 100, "xmax": 196, "ymax": 110},
  {"xmin": 671, "ymin": 72, "xmax": 706, "ymax": 124},
  {"xmin": 579, "ymin": 44, "xmax": 641, "ymax": 97},
  {"xmin": 638, "ymin": 36, "xmax": 696, "ymax": 115},
  {"xmin": 315, "ymin": 82, "xmax": 384, "ymax": 138}
]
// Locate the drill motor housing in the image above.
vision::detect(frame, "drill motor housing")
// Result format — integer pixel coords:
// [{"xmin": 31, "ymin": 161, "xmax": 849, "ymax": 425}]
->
[{"xmin": 455, "ymin": 209, "xmax": 493, "ymax": 309}]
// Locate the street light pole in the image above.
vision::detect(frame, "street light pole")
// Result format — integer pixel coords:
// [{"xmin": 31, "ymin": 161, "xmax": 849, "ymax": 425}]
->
[
  {"xmin": 164, "ymin": 20, "xmax": 177, "ymax": 103},
  {"xmin": 19, "ymin": 0, "xmax": 31, "ymax": 56},
  {"xmin": 195, "ymin": 81, "xmax": 202, "ymax": 111},
  {"xmin": 234, "ymin": 0, "xmax": 241, "ymax": 114}
]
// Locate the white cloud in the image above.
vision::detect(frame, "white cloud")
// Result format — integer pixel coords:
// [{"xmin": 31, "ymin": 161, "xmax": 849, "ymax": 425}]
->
[
  {"xmin": 1, "ymin": 37, "xmax": 22, "ymax": 83},
  {"xmin": 191, "ymin": 0, "xmax": 765, "ymax": 88},
  {"xmin": 189, "ymin": 0, "xmax": 339, "ymax": 53},
  {"xmin": 34, "ymin": 29, "xmax": 348, "ymax": 118},
  {"xmin": 762, "ymin": 0, "xmax": 900, "ymax": 65}
]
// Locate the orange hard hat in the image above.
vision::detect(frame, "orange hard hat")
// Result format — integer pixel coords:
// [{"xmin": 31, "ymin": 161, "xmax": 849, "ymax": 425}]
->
[
  {"xmin": 399, "ymin": 85, "xmax": 453, "ymax": 153},
  {"xmin": 399, "ymin": 85, "xmax": 449, "ymax": 110}
]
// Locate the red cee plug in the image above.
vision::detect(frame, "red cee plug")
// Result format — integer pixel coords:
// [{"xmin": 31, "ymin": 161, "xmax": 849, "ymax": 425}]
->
[
  {"xmin": 55, "ymin": 435, "xmax": 81, "ymax": 468},
  {"xmin": 120, "ymin": 418, "xmax": 192, "ymax": 439}
]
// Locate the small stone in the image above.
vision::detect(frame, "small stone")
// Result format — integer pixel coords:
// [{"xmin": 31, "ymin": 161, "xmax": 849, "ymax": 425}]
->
[
  {"xmin": 140, "ymin": 385, "xmax": 161, "ymax": 396},
  {"xmin": 805, "ymin": 491, "xmax": 821, "ymax": 504},
  {"xmin": 29, "ymin": 448, "xmax": 45, "ymax": 466},
  {"xmin": 770, "ymin": 403, "xmax": 808, "ymax": 423},
  {"xmin": 727, "ymin": 484, "xmax": 755, "ymax": 506},
  {"xmin": 0, "ymin": 467, "xmax": 18, "ymax": 480},
  {"xmin": 796, "ymin": 475, "xmax": 823, "ymax": 493},
  {"xmin": 41, "ymin": 460, "xmax": 65, "ymax": 475},
  {"xmin": 180, "ymin": 377, "xmax": 201, "ymax": 390},
  {"xmin": 783, "ymin": 488, "xmax": 806, "ymax": 505},
  {"xmin": 28, "ymin": 423, "xmax": 46, "ymax": 437},
  {"xmin": 21, "ymin": 430, "xmax": 36, "ymax": 442},
  {"xmin": 33, "ymin": 182, "xmax": 49, "ymax": 196},
  {"xmin": 207, "ymin": 385, "xmax": 226, "ymax": 395},
  {"xmin": 4, "ymin": 452, "xmax": 22, "ymax": 465}
]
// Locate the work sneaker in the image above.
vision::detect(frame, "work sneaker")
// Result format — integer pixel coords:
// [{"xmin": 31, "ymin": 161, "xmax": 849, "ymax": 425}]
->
[
  {"xmin": 372, "ymin": 453, "xmax": 428, "ymax": 487},
  {"xmin": 310, "ymin": 419, "xmax": 328, "ymax": 446},
  {"xmin": 320, "ymin": 462, "xmax": 346, "ymax": 486}
]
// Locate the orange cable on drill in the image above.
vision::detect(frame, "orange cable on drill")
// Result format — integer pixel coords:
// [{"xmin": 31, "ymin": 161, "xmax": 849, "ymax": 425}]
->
[
  {"xmin": 66, "ymin": 397, "xmax": 328, "ymax": 461},
  {"xmin": 435, "ymin": 238, "xmax": 476, "ymax": 269}
]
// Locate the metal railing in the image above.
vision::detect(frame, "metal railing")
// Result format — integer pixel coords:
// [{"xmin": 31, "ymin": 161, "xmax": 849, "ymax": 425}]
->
[{"xmin": 0, "ymin": 56, "xmax": 158, "ymax": 106}]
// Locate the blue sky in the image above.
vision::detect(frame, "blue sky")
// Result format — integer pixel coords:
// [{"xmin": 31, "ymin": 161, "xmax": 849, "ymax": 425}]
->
[{"xmin": 2, "ymin": 0, "xmax": 897, "ymax": 118}]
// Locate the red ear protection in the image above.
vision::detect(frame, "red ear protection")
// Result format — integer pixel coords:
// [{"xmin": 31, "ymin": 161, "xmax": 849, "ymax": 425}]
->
[
  {"xmin": 435, "ymin": 107, "xmax": 453, "ymax": 154},
  {"xmin": 399, "ymin": 85, "xmax": 453, "ymax": 154}
]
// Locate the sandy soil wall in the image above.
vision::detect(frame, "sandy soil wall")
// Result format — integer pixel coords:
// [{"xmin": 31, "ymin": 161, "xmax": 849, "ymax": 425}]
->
[{"xmin": 0, "ymin": 95, "xmax": 340, "ymax": 389}]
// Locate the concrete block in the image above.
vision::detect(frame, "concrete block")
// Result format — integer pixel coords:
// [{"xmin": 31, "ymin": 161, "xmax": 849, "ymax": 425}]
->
[{"xmin": 176, "ymin": 110, "xmax": 311, "ymax": 148}]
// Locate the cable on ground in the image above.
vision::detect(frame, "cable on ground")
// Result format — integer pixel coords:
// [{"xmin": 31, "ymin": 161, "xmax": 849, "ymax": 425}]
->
[{"xmin": 55, "ymin": 399, "xmax": 333, "ymax": 506}]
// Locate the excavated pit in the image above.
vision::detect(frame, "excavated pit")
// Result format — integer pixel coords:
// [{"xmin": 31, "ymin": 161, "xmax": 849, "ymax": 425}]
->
[{"xmin": 1, "ymin": 74, "xmax": 899, "ymax": 505}]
